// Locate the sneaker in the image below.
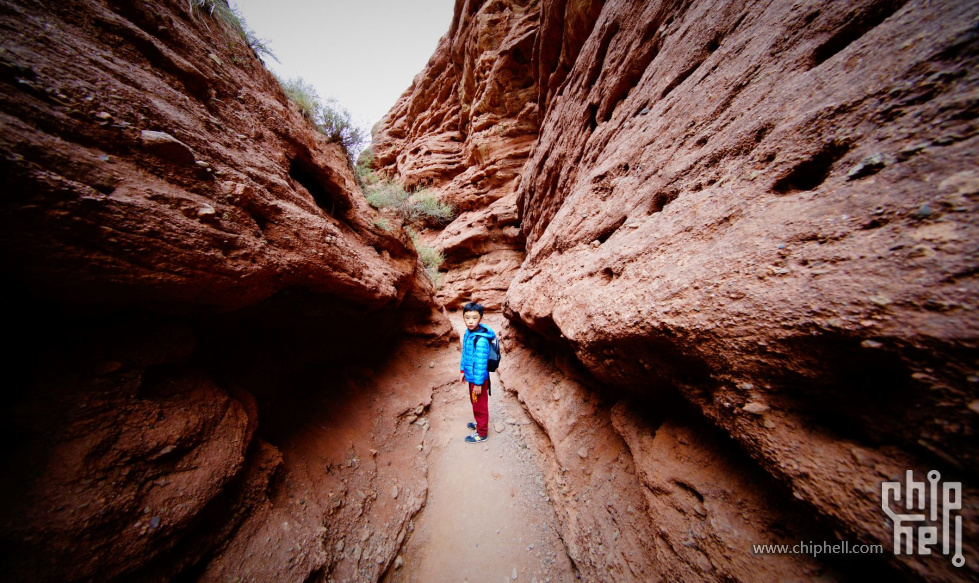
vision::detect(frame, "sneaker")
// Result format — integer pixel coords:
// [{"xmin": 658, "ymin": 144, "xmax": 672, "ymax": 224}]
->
[
  {"xmin": 467, "ymin": 422, "xmax": 477, "ymax": 431},
  {"xmin": 465, "ymin": 432, "xmax": 487, "ymax": 444}
]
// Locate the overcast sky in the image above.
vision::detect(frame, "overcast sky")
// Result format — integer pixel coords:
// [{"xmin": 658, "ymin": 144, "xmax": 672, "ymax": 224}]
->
[{"xmin": 233, "ymin": 0, "xmax": 456, "ymax": 138}]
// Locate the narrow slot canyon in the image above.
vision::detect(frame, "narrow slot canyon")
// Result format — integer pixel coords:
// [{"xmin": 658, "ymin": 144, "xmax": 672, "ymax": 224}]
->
[{"xmin": 1, "ymin": 1, "xmax": 977, "ymax": 582}]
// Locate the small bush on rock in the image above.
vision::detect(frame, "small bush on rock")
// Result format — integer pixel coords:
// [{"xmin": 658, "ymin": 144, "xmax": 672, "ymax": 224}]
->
[
  {"xmin": 278, "ymin": 76, "xmax": 320, "ymax": 120},
  {"xmin": 411, "ymin": 190, "xmax": 455, "ymax": 225},
  {"xmin": 364, "ymin": 181, "xmax": 412, "ymax": 216},
  {"xmin": 355, "ymin": 148, "xmax": 380, "ymax": 189},
  {"xmin": 276, "ymin": 76, "xmax": 365, "ymax": 162},
  {"xmin": 416, "ymin": 243, "xmax": 445, "ymax": 272},
  {"xmin": 188, "ymin": 0, "xmax": 276, "ymax": 63},
  {"xmin": 356, "ymin": 150, "xmax": 452, "ymax": 290},
  {"xmin": 318, "ymin": 98, "xmax": 366, "ymax": 156},
  {"xmin": 409, "ymin": 230, "xmax": 445, "ymax": 290},
  {"xmin": 362, "ymin": 180, "xmax": 454, "ymax": 227}
]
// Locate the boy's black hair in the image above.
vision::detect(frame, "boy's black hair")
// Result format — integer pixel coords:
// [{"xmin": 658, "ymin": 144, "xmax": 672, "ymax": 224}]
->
[{"xmin": 462, "ymin": 302, "xmax": 484, "ymax": 316}]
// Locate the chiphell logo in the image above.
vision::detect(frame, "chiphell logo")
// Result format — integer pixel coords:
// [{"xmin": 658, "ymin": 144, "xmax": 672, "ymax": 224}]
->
[{"xmin": 881, "ymin": 470, "xmax": 964, "ymax": 567}]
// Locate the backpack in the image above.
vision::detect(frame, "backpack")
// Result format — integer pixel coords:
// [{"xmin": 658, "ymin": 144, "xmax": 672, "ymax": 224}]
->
[{"xmin": 472, "ymin": 332, "xmax": 502, "ymax": 372}]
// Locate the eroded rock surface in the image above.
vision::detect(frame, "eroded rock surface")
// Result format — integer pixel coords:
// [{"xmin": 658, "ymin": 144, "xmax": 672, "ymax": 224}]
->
[
  {"xmin": 0, "ymin": 2, "xmax": 423, "ymax": 311},
  {"xmin": 0, "ymin": 1, "xmax": 451, "ymax": 581},
  {"xmin": 379, "ymin": 0, "xmax": 979, "ymax": 580},
  {"xmin": 5, "ymin": 0, "xmax": 978, "ymax": 580},
  {"xmin": 500, "ymin": 327, "xmax": 845, "ymax": 581},
  {"xmin": 432, "ymin": 193, "xmax": 524, "ymax": 310},
  {"xmin": 373, "ymin": 0, "xmax": 551, "ymax": 309},
  {"xmin": 373, "ymin": 0, "xmax": 541, "ymax": 211},
  {"xmin": 508, "ymin": 0, "xmax": 978, "ymax": 580}
]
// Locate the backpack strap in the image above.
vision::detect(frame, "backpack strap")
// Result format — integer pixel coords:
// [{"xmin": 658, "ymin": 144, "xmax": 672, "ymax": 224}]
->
[{"xmin": 471, "ymin": 334, "xmax": 492, "ymax": 396}]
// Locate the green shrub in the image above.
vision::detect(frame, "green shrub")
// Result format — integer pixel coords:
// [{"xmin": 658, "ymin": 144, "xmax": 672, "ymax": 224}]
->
[
  {"xmin": 318, "ymin": 98, "xmax": 367, "ymax": 155},
  {"xmin": 188, "ymin": 1, "xmax": 277, "ymax": 63},
  {"xmin": 278, "ymin": 76, "xmax": 320, "ymax": 120},
  {"xmin": 408, "ymin": 230, "xmax": 445, "ymax": 289},
  {"xmin": 365, "ymin": 181, "xmax": 411, "ymax": 214},
  {"xmin": 276, "ymin": 76, "xmax": 365, "ymax": 162},
  {"xmin": 188, "ymin": 0, "xmax": 233, "ymax": 24},
  {"xmin": 362, "ymin": 180, "xmax": 454, "ymax": 227},
  {"xmin": 240, "ymin": 19, "xmax": 277, "ymax": 63},
  {"xmin": 417, "ymin": 244, "xmax": 445, "ymax": 270},
  {"xmin": 355, "ymin": 148, "xmax": 380, "ymax": 189},
  {"xmin": 411, "ymin": 190, "xmax": 455, "ymax": 225}
]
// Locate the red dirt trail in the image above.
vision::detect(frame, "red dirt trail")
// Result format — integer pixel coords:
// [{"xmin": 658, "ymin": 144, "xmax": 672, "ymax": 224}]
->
[{"xmin": 385, "ymin": 314, "xmax": 577, "ymax": 583}]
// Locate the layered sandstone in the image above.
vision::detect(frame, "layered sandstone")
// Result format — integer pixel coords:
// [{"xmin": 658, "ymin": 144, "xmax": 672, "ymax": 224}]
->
[
  {"xmin": 431, "ymin": 192, "xmax": 524, "ymax": 310},
  {"xmin": 380, "ymin": 0, "xmax": 979, "ymax": 580},
  {"xmin": 0, "ymin": 1, "xmax": 450, "ymax": 581},
  {"xmin": 505, "ymin": 0, "xmax": 979, "ymax": 580},
  {"xmin": 6, "ymin": 0, "xmax": 977, "ymax": 580},
  {"xmin": 373, "ymin": 0, "xmax": 553, "ymax": 309},
  {"xmin": 373, "ymin": 0, "xmax": 541, "ymax": 211}
]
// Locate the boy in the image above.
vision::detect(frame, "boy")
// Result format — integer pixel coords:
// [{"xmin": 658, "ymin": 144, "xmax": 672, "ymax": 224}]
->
[{"xmin": 459, "ymin": 302, "xmax": 496, "ymax": 443}]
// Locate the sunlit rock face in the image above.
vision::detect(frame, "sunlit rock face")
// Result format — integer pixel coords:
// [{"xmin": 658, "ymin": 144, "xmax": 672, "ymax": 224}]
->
[
  {"xmin": 0, "ymin": 1, "xmax": 451, "ymax": 580},
  {"xmin": 380, "ymin": 0, "xmax": 978, "ymax": 580}
]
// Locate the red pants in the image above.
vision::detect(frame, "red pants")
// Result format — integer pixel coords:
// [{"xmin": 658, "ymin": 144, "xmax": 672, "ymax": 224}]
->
[{"xmin": 469, "ymin": 379, "xmax": 490, "ymax": 438}]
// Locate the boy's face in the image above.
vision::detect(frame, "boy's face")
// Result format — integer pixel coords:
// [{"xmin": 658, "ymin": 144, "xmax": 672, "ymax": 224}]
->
[{"xmin": 463, "ymin": 310, "xmax": 482, "ymax": 331}]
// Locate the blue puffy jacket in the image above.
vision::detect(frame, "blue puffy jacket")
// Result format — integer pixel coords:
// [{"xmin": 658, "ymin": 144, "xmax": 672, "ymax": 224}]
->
[{"xmin": 461, "ymin": 324, "xmax": 496, "ymax": 385}]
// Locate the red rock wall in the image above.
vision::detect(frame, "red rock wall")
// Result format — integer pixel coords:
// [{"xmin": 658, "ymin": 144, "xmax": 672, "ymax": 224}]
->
[
  {"xmin": 378, "ymin": 0, "xmax": 979, "ymax": 580},
  {"xmin": 373, "ymin": 0, "xmax": 558, "ymax": 310},
  {"xmin": 0, "ymin": 1, "xmax": 451, "ymax": 581},
  {"xmin": 507, "ymin": 0, "xmax": 979, "ymax": 580},
  {"xmin": 374, "ymin": 0, "xmax": 542, "ymax": 212},
  {"xmin": 0, "ymin": 2, "xmax": 421, "ymax": 311}
]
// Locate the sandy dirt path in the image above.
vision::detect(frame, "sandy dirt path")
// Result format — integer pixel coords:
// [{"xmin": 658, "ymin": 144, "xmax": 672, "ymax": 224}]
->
[{"xmin": 385, "ymin": 315, "xmax": 576, "ymax": 583}]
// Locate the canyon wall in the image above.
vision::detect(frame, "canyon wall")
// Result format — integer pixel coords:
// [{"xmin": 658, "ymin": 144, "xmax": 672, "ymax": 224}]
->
[
  {"xmin": 0, "ymin": 1, "xmax": 450, "ymax": 581},
  {"xmin": 375, "ymin": 0, "xmax": 979, "ymax": 580},
  {"xmin": 372, "ymin": 0, "xmax": 553, "ymax": 310},
  {"xmin": 3, "ymin": 0, "xmax": 976, "ymax": 580}
]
